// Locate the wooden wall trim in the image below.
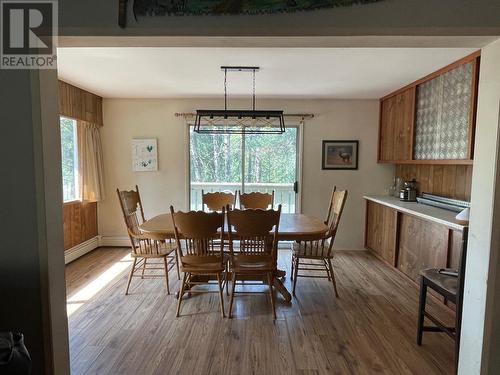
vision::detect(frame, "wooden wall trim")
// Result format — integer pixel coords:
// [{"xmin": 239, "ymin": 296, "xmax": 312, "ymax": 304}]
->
[
  {"xmin": 380, "ymin": 159, "xmax": 474, "ymax": 166},
  {"xmin": 468, "ymin": 55, "xmax": 481, "ymax": 159},
  {"xmin": 58, "ymin": 80, "xmax": 103, "ymax": 126}
]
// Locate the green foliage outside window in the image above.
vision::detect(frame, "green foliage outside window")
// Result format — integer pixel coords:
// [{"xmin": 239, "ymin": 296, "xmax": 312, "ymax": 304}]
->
[
  {"xmin": 190, "ymin": 127, "xmax": 297, "ymax": 184},
  {"xmin": 60, "ymin": 117, "xmax": 77, "ymax": 201}
]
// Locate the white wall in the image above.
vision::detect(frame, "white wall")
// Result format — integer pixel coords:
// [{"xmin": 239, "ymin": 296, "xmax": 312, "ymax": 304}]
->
[
  {"xmin": 98, "ymin": 98, "xmax": 393, "ymax": 250},
  {"xmin": 459, "ymin": 38, "xmax": 500, "ymax": 374}
]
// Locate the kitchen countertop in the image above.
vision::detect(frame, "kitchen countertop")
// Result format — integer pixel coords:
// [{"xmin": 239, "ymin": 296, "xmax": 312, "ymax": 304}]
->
[{"xmin": 364, "ymin": 195, "xmax": 467, "ymax": 231}]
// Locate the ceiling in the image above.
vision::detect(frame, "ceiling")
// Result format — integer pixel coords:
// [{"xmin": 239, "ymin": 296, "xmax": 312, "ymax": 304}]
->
[{"xmin": 57, "ymin": 47, "xmax": 477, "ymax": 99}]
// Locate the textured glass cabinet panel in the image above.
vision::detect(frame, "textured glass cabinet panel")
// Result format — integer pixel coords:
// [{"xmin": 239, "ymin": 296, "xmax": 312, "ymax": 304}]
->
[{"xmin": 414, "ymin": 62, "xmax": 473, "ymax": 160}]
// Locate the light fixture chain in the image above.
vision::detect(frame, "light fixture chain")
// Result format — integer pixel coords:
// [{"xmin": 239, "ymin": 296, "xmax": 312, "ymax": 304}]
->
[
  {"xmin": 252, "ymin": 68, "xmax": 256, "ymax": 111},
  {"xmin": 224, "ymin": 68, "xmax": 228, "ymax": 111}
]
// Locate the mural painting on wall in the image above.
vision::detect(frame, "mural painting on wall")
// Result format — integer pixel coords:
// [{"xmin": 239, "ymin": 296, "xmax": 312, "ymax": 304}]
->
[{"xmin": 133, "ymin": 0, "xmax": 384, "ymax": 16}]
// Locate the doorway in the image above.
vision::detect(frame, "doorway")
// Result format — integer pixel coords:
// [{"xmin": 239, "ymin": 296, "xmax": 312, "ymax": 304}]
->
[{"xmin": 189, "ymin": 125, "xmax": 302, "ymax": 213}]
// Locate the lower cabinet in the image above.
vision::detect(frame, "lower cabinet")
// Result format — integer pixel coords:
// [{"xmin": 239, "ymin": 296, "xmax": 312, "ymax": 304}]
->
[
  {"xmin": 365, "ymin": 200, "xmax": 465, "ymax": 308},
  {"xmin": 397, "ymin": 214, "xmax": 448, "ymax": 282},
  {"xmin": 365, "ymin": 201, "xmax": 397, "ymax": 265}
]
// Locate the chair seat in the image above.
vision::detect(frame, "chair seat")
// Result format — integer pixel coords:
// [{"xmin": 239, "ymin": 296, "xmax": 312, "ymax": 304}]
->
[
  {"xmin": 131, "ymin": 242, "xmax": 176, "ymax": 258},
  {"xmin": 292, "ymin": 241, "xmax": 332, "ymax": 258},
  {"xmin": 180, "ymin": 254, "xmax": 229, "ymax": 273},
  {"xmin": 420, "ymin": 268, "xmax": 458, "ymax": 300},
  {"xmin": 230, "ymin": 254, "xmax": 275, "ymax": 273}
]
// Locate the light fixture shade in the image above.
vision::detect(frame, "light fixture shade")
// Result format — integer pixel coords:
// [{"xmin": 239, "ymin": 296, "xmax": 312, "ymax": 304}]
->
[
  {"xmin": 194, "ymin": 109, "xmax": 286, "ymax": 134},
  {"xmin": 194, "ymin": 66, "xmax": 286, "ymax": 135}
]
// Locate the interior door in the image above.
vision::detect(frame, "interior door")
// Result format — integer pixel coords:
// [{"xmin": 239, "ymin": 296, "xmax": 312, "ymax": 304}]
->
[{"xmin": 189, "ymin": 125, "xmax": 300, "ymax": 213}]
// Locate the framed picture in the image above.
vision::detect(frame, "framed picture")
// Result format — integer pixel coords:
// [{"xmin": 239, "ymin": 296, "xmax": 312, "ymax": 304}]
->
[
  {"xmin": 322, "ymin": 140, "xmax": 359, "ymax": 170},
  {"xmin": 132, "ymin": 138, "xmax": 158, "ymax": 172}
]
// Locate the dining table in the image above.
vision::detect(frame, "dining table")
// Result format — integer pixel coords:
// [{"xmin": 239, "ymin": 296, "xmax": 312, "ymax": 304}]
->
[{"xmin": 139, "ymin": 213, "xmax": 328, "ymax": 302}]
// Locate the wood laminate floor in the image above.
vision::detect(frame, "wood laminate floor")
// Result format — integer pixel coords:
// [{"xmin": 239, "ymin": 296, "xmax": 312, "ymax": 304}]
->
[{"xmin": 66, "ymin": 248, "xmax": 455, "ymax": 375}]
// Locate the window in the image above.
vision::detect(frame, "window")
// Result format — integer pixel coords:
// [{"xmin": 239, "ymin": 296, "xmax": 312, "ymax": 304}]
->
[
  {"xmin": 189, "ymin": 126, "xmax": 300, "ymax": 213},
  {"xmin": 60, "ymin": 117, "xmax": 79, "ymax": 202}
]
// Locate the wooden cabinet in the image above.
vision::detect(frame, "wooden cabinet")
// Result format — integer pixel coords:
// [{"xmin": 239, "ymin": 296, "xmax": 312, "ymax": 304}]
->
[
  {"xmin": 378, "ymin": 87, "xmax": 415, "ymax": 163},
  {"xmin": 365, "ymin": 201, "xmax": 397, "ymax": 265},
  {"xmin": 364, "ymin": 199, "xmax": 467, "ymax": 309},
  {"xmin": 377, "ymin": 51, "xmax": 479, "ymax": 165},
  {"xmin": 397, "ymin": 214, "xmax": 448, "ymax": 282}
]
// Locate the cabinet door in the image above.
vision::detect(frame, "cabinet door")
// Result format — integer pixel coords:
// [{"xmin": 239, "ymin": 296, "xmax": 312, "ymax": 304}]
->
[
  {"xmin": 365, "ymin": 201, "xmax": 397, "ymax": 265},
  {"xmin": 414, "ymin": 61, "xmax": 475, "ymax": 160},
  {"xmin": 397, "ymin": 214, "xmax": 448, "ymax": 282},
  {"xmin": 379, "ymin": 87, "xmax": 415, "ymax": 162},
  {"xmin": 379, "ymin": 97, "xmax": 396, "ymax": 161}
]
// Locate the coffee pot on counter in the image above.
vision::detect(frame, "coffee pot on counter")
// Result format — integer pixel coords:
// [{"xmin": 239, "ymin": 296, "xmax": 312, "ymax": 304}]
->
[{"xmin": 400, "ymin": 179, "xmax": 418, "ymax": 202}]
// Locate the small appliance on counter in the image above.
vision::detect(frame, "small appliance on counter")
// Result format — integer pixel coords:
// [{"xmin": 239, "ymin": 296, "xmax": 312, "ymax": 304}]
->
[{"xmin": 399, "ymin": 179, "xmax": 418, "ymax": 202}]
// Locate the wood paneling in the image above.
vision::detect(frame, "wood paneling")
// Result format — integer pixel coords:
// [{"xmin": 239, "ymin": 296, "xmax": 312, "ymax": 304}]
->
[
  {"xmin": 397, "ymin": 214, "xmax": 449, "ymax": 283},
  {"xmin": 59, "ymin": 80, "xmax": 103, "ymax": 125},
  {"xmin": 63, "ymin": 201, "xmax": 98, "ymax": 250},
  {"xmin": 395, "ymin": 164, "xmax": 473, "ymax": 201},
  {"xmin": 378, "ymin": 87, "xmax": 415, "ymax": 162},
  {"xmin": 447, "ymin": 230, "xmax": 463, "ymax": 270},
  {"xmin": 445, "ymin": 230, "xmax": 464, "ymax": 310},
  {"xmin": 59, "ymin": 80, "xmax": 101, "ymax": 251},
  {"xmin": 365, "ymin": 201, "xmax": 397, "ymax": 265}
]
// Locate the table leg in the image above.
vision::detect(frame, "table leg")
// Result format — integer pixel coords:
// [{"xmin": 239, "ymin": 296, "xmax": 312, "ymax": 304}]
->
[{"xmin": 273, "ymin": 276, "xmax": 292, "ymax": 303}]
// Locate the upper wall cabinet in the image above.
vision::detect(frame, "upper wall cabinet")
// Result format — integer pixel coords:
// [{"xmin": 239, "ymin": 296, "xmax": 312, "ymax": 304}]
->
[
  {"xmin": 378, "ymin": 52, "xmax": 480, "ymax": 165},
  {"xmin": 379, "ymin": 87, "xmax": 415, "ymax": 162},
  {"xmin": 414, "ymin": 62, "xmax": 475, "ymax": 160}
]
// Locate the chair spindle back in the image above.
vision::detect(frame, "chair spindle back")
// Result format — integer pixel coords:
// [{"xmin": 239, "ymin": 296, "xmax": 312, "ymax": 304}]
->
[
  {"xmin": 170, "ymin": 206, "xmax": 225, "ymax": 260},
  {"xmin": 238, "ymin": 190, "xmax": 274, "ymax": 210},
  {"xmin": 117, "ymin": 186, "xmax": 163, "ymax": 255},
  {"xmin": 227, "ymin": 206, "xmax": 281, "ymax": 257},
  {"xmin": 325, "ymin": 189, "xmax": 348, "ymax": 238},
  {"xmin": 202, "ymin": 190, "xmax": 235, "ymax": 212},
  {"xmin": 295, "ymin": 189, "xmax": 347, "ymax": 258}
]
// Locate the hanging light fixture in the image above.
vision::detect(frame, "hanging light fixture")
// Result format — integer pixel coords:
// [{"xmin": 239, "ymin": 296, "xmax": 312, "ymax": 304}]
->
[{"xmin": 194, "ymin": 66, "xmax": 286, "ymax": 134}]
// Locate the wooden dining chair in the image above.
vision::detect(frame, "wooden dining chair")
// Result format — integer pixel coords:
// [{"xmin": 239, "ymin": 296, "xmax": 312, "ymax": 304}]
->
[
  {"xmin": 201, "ymin": 190, "xmax": 235, "ymax": 212},
  {"xmin": 226, "ymin": 206, "xmax": 282, "ymax": 319},
  {"xmin": 117, "ymin": 186, "xmax": 178, "ymax": 295},
  {"xmin": 238, "ymin": 190, "xmax": 274, "ymax": 210},
  {"xmin": 417, "ymin": 227, "xmax": 469, "ymax": 372},
  {"xmin": 170, "ymin": 206, "xmax": 228, "ymax": 317},
  {"xmin": 291, "ymin": 188, "xmax": 348, "ymax": 297}
]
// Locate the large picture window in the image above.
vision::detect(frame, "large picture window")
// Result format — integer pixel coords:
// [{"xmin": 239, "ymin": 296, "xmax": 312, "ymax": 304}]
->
[
  {"xmin": 60, "ymin": 117, "xmax": 79, "ymax": 202},
  {"xmin": 189, "ymin": 126, "xmax": 300, "ymax": 213}
]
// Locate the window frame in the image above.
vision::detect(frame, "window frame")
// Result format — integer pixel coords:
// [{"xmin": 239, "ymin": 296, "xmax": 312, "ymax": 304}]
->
[
  {"xmin": 185, "ymin": 123, "xmax": 303, "ymax": 213},
  {"xmin": 60, "ymin": 116, "xmax": 80, "ymax": 203}
]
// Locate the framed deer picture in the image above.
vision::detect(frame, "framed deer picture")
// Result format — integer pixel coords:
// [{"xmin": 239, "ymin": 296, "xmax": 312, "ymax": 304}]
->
[{"xmin": 322, "ymin": 140, "xmax": 358, "ymax": 170}]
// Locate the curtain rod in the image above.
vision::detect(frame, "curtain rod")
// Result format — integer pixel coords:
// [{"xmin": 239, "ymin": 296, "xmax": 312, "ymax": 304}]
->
[{"xmin": 174, "ymin": 112, "xmax": 314, "ymax": 119}]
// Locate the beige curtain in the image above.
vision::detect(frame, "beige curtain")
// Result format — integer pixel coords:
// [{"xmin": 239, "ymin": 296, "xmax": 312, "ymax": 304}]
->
[{"xmin": 78, "ymin": 122, "xmax": 105, "ymax": 202}]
